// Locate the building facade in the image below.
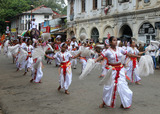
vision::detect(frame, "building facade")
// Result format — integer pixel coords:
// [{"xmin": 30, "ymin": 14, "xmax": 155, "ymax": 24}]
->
[
  {"xmin": 67, "ymin": 0, "xmax": 160, "ymax": 44},
  {"xmin": 11, "ymin": 5, "xmax": 55, "ymax": 39}
]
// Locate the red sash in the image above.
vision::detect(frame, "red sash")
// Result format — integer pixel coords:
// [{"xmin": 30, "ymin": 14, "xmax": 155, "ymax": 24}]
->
[
  {"xmin": 108, "ymin": 63, "xmax": 123, "ymax": 108},
  {"xmin": 130, "ymin": 57, "xmax": 137, "ymax": 68},
  {"xmin": 61, "ymin": 61, "xmax": 70, "ymax": 82}
]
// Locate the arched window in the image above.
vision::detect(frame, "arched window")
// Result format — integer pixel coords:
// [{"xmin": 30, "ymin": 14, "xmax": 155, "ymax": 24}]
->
[{"xmin": 91, "ymin": 28, "xmax": 99, "ymax": 43}]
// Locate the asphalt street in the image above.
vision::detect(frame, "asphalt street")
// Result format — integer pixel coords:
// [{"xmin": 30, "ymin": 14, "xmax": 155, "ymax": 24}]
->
[{"xmin": 0, "ymin": 53, "xmax": 160, "ymax": 114}]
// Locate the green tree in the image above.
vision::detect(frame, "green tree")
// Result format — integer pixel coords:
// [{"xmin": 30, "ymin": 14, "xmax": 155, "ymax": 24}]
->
[
  {"xmin": 34, "ymin": 0, "xmax": 67, "ymax": 15},
  {"xmin": 0, "ymin": 0, "xmax": 31, "ymax": 34},
  {"xmin": 0, "ymin": 0, "xmax": 67, "ymax": 34}
]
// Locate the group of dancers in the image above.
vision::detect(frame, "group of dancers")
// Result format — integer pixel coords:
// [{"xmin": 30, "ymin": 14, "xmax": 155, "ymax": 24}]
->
[{"xmin": 1, "ymin": 35, "xmax": 158, "ymax": 109}]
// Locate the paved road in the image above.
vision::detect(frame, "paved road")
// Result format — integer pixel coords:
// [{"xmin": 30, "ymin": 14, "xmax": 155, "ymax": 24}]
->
[{"xmin": 0, "ymin": 54, "xmax": 160, "ymax": 114}]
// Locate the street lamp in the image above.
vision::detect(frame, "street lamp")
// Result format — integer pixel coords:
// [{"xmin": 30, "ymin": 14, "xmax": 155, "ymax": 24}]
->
[
  {"xmin": 31, "ymin": 5, "xmax": 34, "ymax": 21},
  {"xmin": 30, "ymin": 5, "xmax": 34, "ymax": 29}
]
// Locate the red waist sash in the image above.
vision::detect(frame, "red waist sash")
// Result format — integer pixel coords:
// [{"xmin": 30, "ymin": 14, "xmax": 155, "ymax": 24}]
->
[{"xmin": 61, "ymin": 61, "xmax": 71, "ymax": 82}]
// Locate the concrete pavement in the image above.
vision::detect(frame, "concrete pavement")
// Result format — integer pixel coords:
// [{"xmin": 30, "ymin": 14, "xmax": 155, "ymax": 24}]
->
[{"xmin": 0, "ymin": 54, "xmax": 160, "ymax": 114}]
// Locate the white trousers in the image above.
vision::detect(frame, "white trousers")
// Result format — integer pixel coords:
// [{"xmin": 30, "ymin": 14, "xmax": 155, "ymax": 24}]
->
[
  {"xmin": 79, "ymin": 58, "xmax": 87, "ymax": 72},
  {"xmin": 71, "ymin": 58, "xmax": 77, "ymax": 68},
  {"xmin": 59, "ymin": 63, "xmax": 72, "ymax": 90},
  {"xmin": 126, "ymin": 60, "xmax": 141, "ymax": 83},
  {"xmin": 31, "ymin": 66, "xmax": 43, "ymax": 83}
]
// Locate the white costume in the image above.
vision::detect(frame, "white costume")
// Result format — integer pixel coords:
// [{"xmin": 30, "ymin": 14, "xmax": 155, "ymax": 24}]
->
[
  {"xmin": 79, "ymin": 46, "xmax": 90, "ymax": 72},
  {"xmin": 16, "ymin": 43, "xmax": 27, "ymax": 70},
  {"xmin": 70, "ymin": 41, "xmax": 78, "ymax": 47},
  {"xmin": 31, "ymin": 21, "xmax": 37, "ymax": 29},
  {"xmin": 24, "ymin": 45, "xmax": 34, "ymax": 72},
  {"xmin": 70, "ymin": 47, "xmax": 78, "ymax": 69},
  {"xmin": 101, "ymin": 47, "xmax": 133, "ymax": 108},
  {"xmin": 54, "ymin": 51, "xmax": 73, "ymax": 90},
  {"xmin": 126, "ymin": 47, "xmax": 141, "ymax": 83},
  {"xmin": 31, "ymin": 57, "xmax": 43, "ymax": 83},
  {"xmin": 101, "ymin": 49, "xmax": 108, "ymax": 77},
  {"xmin": 46, "ymin": 47, "xmax": 54, "ymax": 64}
]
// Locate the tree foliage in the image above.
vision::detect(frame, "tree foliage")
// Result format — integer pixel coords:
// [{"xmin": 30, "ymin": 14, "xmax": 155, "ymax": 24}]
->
[{"xmin": 33, "ymin": 0, "xmax": 67, "ymax": 15}]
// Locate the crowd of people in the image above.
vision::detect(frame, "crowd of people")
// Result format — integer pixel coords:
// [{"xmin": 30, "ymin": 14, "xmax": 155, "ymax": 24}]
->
[{"xmin": 0, "ymin": 35, "xmax": 159, "ymax": 109}]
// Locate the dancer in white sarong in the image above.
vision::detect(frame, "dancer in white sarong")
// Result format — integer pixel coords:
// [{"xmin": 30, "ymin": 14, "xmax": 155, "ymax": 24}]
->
[
  {"xmin": 99, "ymin": 39, "xmax": 110, "ymax": 78},
  {"xmin": 30, "ymin": 57, "xmax": 43, "ymax": 83},
  {"xmin": 45, "ymin": 43, "xmax": 73, "ymax": 94},
  {"xmin": 23, "ymin": 39, "xmax": 34, "ymax": 75},
  {"xmin": 95, "ymin": 36, "xmax": 140, "ymax": 109},
  {"xmin": 16, "ymin": 39, "xmax": 27, "ymax": 71},
  {"xmin": 126, "ymin": 40, "xmax": 146, "ymax": 84},
  {"xmin": 3, "ymin": 40, "xmax": 9, "ymax": 55},
  {"xmin": 30, "ymin": 43, "xmax": 43, "ymax": 83},
  {"xmin": 70, "ymin": 44, "xmax": 78, "ymax": 69},
  {"xmin": 74, "ymin": 43, "xmax": 92, "ymax": 73},
  {"xmin": 46, "ymin": 44, "xmax": 54, "ymax": 64}
]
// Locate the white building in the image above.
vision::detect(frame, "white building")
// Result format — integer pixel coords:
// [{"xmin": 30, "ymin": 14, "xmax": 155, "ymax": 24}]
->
[
  {"xmin": 11, "ymin": 5, "xmax": 54, "ymax": 38},
  {"xmin": 67, "ymin": 0, "xmax": 160, "ymax": 44}
]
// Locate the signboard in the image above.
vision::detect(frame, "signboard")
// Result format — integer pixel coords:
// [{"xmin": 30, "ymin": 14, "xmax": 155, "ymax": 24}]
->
[
  {"xmin": 50, "ymin": 25, "xmax": 61, "ymax": 32},
  {"xmin": 138, "ymin": 22, "xmax": 155, "ymax": 34},
  {"xmin": 11, "ymin": 28, "xmax": 16, "ymax": 32}
]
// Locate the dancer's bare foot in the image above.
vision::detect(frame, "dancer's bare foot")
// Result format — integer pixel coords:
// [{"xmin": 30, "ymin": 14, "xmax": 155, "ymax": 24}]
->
[
  {"xmin": 30, "ymin": 79, "xmax": 33, "ymax": 83},
  {"xmin": 57, "ymin": 86, "xmax": 61, "ymax": 91},
  {"xmin": 99, "ymin": 103, "xmax": 105, "ymax": 108},
  {"xmin": 99, "ymin": 75, "xmax": 104, "ymax": 78},
  {"xmin": 65, "ymin": 90, "xmax": 70, "ymax": 95},
  {"xmin": 120, "ymin": 104, "xmax": 124, "ymax": 108},
  {"xmin": 135, "ymin": 82, "xmax": 141, "ymax": 85},
  {"xmin": 23, "ymin": 72, "xmax": 27, "ymax": 76},
  {"xmin": 16, "ymin": 68, "xmax": 19, "ymax": 72}
]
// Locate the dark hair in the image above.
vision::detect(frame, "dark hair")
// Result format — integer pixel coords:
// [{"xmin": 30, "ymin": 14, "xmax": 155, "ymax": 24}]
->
[
  {"xmin": 61, "ymin": 43, "xmax": 66, "ymax": 48},
  {"xmin": 109, "ymin": 36, "xmax": 115, "ymax": 43},
  {"xmin": 130, "ymin": 40, "xmax": 132, "ymax": 45},
  {"xmin": 71, "ymin": 36, "xmax": 76, "ymax": 40},
  {"xmin": 23, "ymin": 38, "xmax": 26, "ymax": 42}
]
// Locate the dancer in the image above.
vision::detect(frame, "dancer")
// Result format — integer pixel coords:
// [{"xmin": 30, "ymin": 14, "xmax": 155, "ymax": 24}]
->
[
  {"xmin": 45, "ymin": 43, "xmax": 74, "ymax": 94},
  {"xmin": 23, "ymin": 39, "xmax": 34, "ymax": 75},
  {"xmin": 74, "ymin": 42, "xmax": 93, "ymax": 73},
  {"xmin": 46, "ymin": 43, "xmax": 54, "ymax": 64},
  {"xmin": 30, "ymin": 43, "xmax": 43, "ymax": 83},
  {"xmin": 54, "ymin": 35, "xmax": 61, "ymax": 67},
  {"xmin": 70, "ymin": 44, "xmax": 77, "ymax": 69},
  {"xmin": 99, "ymin": 39, "xmax": 110, "ymax": 78},
  {"xmin": 125, "ymin": 40, "xmax": 146, "ymax": 84},
  {"xmin": 70, "ymin": 36, "xmax": 78, "ymax": 48},
  {"xmin": 95, "ymin": 36, "xmax": 140, "ymax": 109},
  {"xmin": 16, "ymin": 38, "xmax": 27, "ymax": 71}
]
